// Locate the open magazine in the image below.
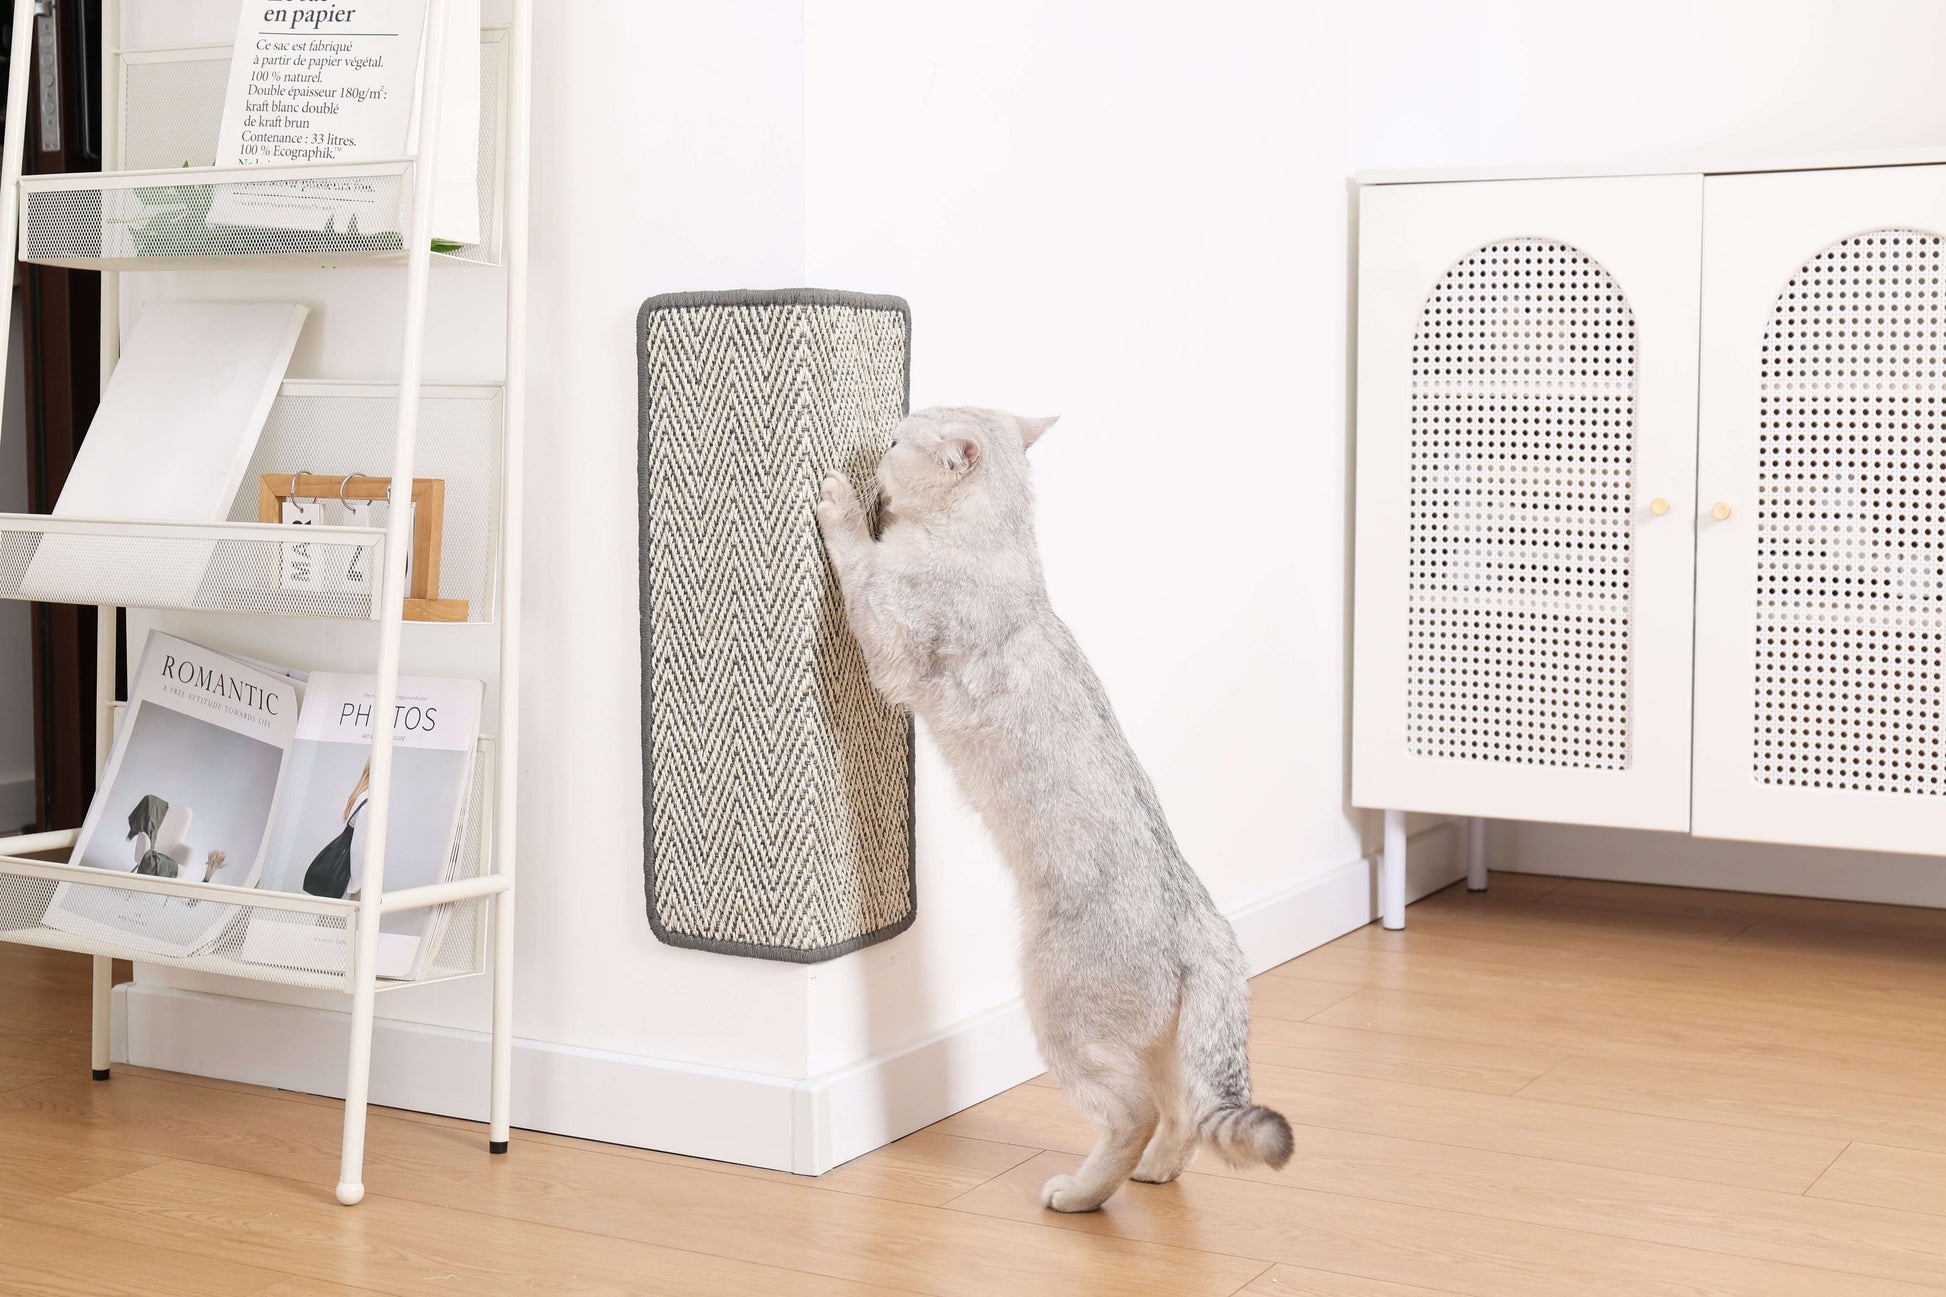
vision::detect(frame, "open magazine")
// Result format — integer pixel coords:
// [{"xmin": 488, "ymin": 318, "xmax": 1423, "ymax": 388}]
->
[
  {"xmin": 244, "ymin": 672, "xmax": 482, "ymax": 980},
  {"xmin": 207, "ymin": 0, "xmax": 482, "ymax": 246},
  {"xmin": 44, "ymin": 631, "xmax": 483, "ymax": 978},
  {"xmin": 43, "ymin": 632, "xmax": 301, "ymax": 957}
]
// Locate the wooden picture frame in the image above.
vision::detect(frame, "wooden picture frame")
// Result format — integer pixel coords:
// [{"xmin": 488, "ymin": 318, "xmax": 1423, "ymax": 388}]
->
[{"xmin": 258, "ymin": 474, "xmax": 468, "ymax": 622}]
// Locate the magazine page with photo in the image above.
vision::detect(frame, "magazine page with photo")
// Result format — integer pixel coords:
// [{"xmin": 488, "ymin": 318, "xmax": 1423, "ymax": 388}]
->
[
  {"xmin": 245, "ymin": 672, "xmax": 482, "ymax": 979},
  {"xmin": 42, "ymin": 631, "xmax": 302, "ymax": 957}
]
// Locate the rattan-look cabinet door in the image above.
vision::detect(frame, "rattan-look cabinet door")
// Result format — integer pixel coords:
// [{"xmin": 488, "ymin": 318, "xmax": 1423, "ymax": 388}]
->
[
  {"xmin": 1694, "ymin": 165, "xmax": 1946, "ymax": 854},
  {"xmin": 1353, "ymin": 176, "xmax": 1702, "ymax": 829}
]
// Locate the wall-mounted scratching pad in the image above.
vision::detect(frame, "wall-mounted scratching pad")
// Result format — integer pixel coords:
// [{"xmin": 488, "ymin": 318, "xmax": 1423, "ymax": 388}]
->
[{"xmin": 637, "ymin": 289, "xmax": 914, "ymax": 961}]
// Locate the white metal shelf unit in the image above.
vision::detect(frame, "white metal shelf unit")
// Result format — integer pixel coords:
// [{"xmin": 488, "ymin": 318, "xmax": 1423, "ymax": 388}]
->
[{"xmin": 0, "ymin": 0, "xmax": 532, "ymax": 1207}]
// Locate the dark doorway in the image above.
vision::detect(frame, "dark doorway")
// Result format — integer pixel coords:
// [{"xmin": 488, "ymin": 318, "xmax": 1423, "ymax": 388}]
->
[{"xmin": 7, "ymin": 0, "xmax": 107, "ymax": 831}]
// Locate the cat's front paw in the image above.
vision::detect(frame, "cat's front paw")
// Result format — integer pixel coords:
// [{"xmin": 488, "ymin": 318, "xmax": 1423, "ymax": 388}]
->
[
  {"xmin": 1040, "ymin": 1173, "xmax": 1105, "ymax": 1213},
  {"xmin": 816, "ymin": 472, "xmax": 862, "ymax": 525}
]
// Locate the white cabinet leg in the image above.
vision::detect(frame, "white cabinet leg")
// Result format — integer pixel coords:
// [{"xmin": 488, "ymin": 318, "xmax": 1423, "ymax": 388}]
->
[
  {"xmin": 90, "ymin": 956, "xmax": 112, "ymax": 1080},
  {"xmin": 1466, "ymin": 816, "xmax": 1489, "ymax": 892},
  {"xmin": 1381, "ymin": 809, "xmax": 1407, "ymax": 930},
  {"xmin": 336, "ymin": 970, "xmax": 378, "ymax": 1206},
  {"xmin": 488, "ymin": 888, "xmax": 515, "ymax": 1154}
]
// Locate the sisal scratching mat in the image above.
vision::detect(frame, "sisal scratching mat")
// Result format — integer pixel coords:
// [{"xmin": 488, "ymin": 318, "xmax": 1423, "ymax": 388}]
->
[{"xmin": 637, "ymin": 289, "xmax": 914, "ymax": 961}]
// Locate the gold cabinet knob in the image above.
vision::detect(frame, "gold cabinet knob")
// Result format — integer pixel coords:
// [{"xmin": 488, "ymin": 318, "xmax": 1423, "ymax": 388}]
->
[
  {"xmin": 1649, "ymin": 497, "xmax": 1669, "ymax": 516},
  {"xmin": 1712, "ymin": 502, "xmax": 1732, "ymax": 521}
]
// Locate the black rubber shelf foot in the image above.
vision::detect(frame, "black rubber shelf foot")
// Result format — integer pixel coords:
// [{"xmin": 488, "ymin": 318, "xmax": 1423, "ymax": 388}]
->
[
  {"xmin": 91, "ymin": 1068, "xmax": 110, "ymax": 1081},
  {"xmin": 489, "ymin": 1140, "xmax": 509, "ymax": 1154}
]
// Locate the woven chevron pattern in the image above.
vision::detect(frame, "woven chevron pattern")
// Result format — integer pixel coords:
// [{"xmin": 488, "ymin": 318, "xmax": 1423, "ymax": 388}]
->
[{"xmin": 638, "ymin": 290, "xmax": 913, "ymax": 961}]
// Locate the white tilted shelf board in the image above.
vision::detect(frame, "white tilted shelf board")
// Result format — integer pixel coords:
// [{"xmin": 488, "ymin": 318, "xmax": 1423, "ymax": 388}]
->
[
  {"xmin": 0, "ymin": 380, "xmax": 502, "ymax": 622},
  {"xmin": 0, "ymin": 739, "xmax": 498, "ymax": 994},
  {"xmin": 16, "ymin": 29, "xmax": 509, "ymax": 271}
]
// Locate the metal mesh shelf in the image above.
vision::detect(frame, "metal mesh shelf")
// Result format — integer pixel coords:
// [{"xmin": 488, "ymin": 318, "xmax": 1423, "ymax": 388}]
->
[
  {"xmin": 0, "ymin": 515, "xmax": 385, "ymax": 617},
  {"xmin": 20, "ymin": 162, "xmax": 425, "ymax": 270},
  {"xmin": 0, "ymin": 741, "xmax": 495, "ymax": 994},
  {"xmin": 17, "ymin": 29, "xmax": 507, "ymax": 271},
  {"xmin": 0, "ymin": 378, "xmax": 502, "ymax": 621},
  {"xmin": 232, "ymin": 380, "xmax": 505, "ymax": 623}
]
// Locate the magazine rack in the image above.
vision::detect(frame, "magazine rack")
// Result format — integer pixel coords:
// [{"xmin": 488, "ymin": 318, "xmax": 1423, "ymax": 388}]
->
[{"xmin": 0, "ymin": 0, "xmax": 530, "ymax": 1205}]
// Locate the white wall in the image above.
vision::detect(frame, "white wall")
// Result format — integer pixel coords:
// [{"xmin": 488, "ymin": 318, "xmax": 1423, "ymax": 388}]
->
[
  {"xmin": 115, "ymin": 0, "xmax": 1946, "ymax": 1175},
  {"xmin": 798, "ymin": 0, "xmax": 1946, "ymax": 1070},
  {"xmin": 798, "ymin": 0, "xmax": 1413, "ymax": 1071},
  {"xmin": 510, "ymin": 0, "xmax": 816, "ymax": 1075}
]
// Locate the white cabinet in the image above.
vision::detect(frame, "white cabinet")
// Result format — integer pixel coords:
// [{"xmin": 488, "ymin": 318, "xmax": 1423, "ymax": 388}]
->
[{"xmin": 1352, "ymin": 156, "xmax": 1946, "ymax": 916}]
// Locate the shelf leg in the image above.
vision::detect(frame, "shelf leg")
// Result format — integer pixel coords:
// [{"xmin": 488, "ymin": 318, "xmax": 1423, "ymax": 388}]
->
[
  {"xmin": 90, "ymin": 956, "xmax": 111, "ymax": 1080},
  {"xmin": 92, "ymin": 600, "xmax": 118, "ymax": 1083},
  {"xmin": 1381, "ymin": 809, "xmax": 1406, "ymax": 931},
  {"xmin": 336, "ymin": 961, "xmax": 378, "ymax": 1206},
  {"xmin": 487, "ymin": 0, "xmax": 531, "ymax": 1161},
  {"xmin": 1466, "ymin": 817, "xmax": 1489, "ymax": 893},
  {"xmin": 331, "ymin": 0, "xmax": 451, "ymax": 1209},
  {"xmin": 488, "ymin": 886, "xmax": 514, "ymax": 1154}
]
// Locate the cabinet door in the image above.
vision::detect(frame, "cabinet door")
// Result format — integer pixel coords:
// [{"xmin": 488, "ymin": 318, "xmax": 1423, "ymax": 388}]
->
[
  {"xmin": 1352, "ymin": 177, "xmax": 1702, "ymax": 829},
  {"xmin": 1693, "ymin": 165, "xmax": 1946, "ymax": 853}
]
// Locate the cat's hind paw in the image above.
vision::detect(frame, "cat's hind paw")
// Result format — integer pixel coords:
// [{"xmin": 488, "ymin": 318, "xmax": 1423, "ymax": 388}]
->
[
  {"xmin": 1131, "ymin": 1140, "xmax": 1194, "ymax": 1184},
  {"xmin": 1041, "ymin": 1174, "xmax": 1106, "ymax": 1213},
  {"xmin": 1130, "ymin": 1163, "xmax": 1184, "ymax": 1184}
]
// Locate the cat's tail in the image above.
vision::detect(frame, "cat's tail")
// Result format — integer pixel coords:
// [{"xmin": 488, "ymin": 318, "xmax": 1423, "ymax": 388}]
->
[
  {"xmin": 1202, "ymin": 1103, "xmax": 1294, "ymax": 1169},
  {"xmin": 1178, "ymin": 956, "xmax": 1294, "ymax": 1170}
]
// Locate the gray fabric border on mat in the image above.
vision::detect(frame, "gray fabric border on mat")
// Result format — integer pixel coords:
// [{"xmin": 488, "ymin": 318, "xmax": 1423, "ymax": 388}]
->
[{"xmin": 636, "ymin": 287, "xmax": 917, "ymax": 963}]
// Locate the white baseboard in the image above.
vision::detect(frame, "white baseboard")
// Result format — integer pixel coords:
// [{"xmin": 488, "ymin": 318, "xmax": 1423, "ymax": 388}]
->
[
  {"xmin": 1231, "ymin": 819, "xmax": 1460, "ymax": 975},
  {"xmin": 1502, "ymin": 822, "xmax": 1946, "ymax": 910},
  {"xmin": 795, "ymin": 996, "xmax": 1041, "ymax": 1173},
  {"xmin": 117, "ymin": 822, "xmax": 1463, "ymax": 1174},
  {"xmin": 116, "ymin": 982, "xmax": 804, "ymax": 1169}
]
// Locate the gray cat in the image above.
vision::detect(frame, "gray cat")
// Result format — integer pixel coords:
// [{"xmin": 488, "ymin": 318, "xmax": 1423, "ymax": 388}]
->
[{"xmin": 816, "ymin": 406, "xmax": 1292, "ymax": 1212}]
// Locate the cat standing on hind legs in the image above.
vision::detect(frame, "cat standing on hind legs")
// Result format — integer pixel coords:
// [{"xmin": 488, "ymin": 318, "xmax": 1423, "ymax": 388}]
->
[{"xmin": 815, "ymin": 406, "xmax": 1293, "ymax": 1213}]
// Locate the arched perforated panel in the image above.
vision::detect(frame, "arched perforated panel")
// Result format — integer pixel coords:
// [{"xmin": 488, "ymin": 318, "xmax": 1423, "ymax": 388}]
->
[
  {"xmin": 1755, "ymin": 228, "xmax": 1946, "ymax": 795},
  {"xmin": 1407, "ymin": 238, "xmax": 1637, "ymax": 769}
]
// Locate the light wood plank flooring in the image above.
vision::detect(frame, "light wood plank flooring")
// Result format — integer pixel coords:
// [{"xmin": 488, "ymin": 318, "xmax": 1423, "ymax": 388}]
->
[{"xmin": 4, "ymin": 872, "xmax": 1945, "ymax": 1295}]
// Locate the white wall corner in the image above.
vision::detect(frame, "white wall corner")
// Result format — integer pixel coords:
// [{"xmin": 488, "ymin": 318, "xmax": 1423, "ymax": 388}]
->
[
  {"xmin": 791, "ymin": 995, "xmax": 1040, "ymax": 1174},
  {"xmin": 790, "ymin": 819, "xmax": 1461, "ymax": 1172}
]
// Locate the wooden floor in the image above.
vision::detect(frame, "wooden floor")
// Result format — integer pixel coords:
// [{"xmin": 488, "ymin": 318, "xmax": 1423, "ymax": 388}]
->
[{"xmin": 5, "ymin": 872, "xmax": 1946, "ymax": 1295}]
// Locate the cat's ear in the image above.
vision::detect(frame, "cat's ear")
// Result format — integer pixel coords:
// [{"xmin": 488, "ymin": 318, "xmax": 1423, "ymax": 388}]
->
[
  {"xmin": 940, "ymin": 438, "xmax": 981, "ymax": 475},
  {"xmin": 1017, "ymin": 415, "xmax": 1059, "ymax": 449}
]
